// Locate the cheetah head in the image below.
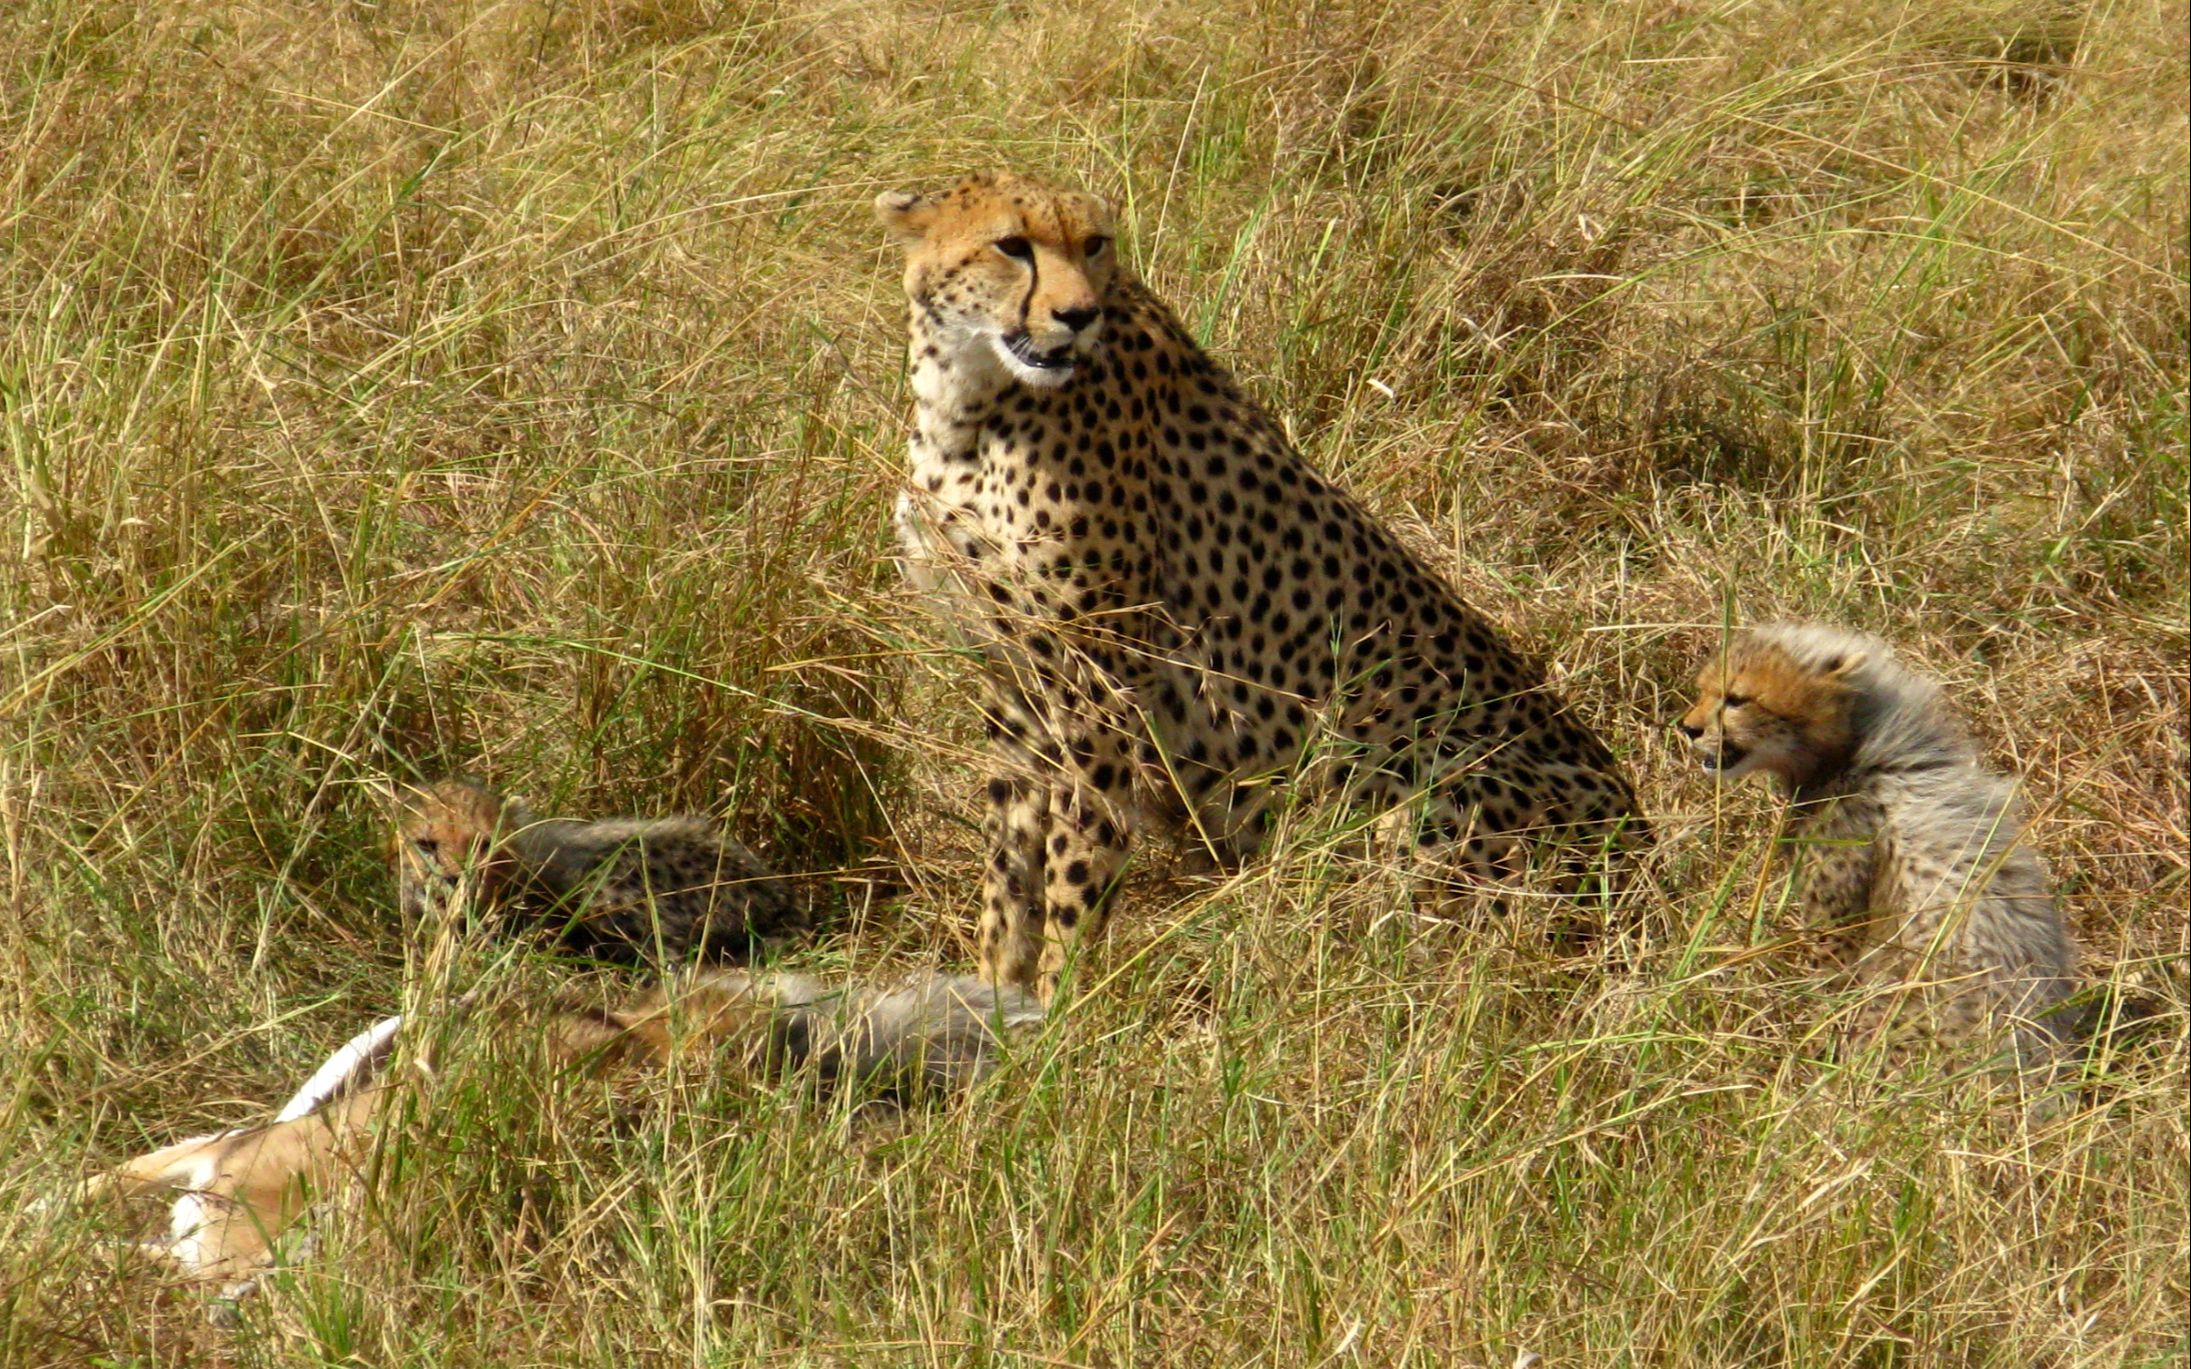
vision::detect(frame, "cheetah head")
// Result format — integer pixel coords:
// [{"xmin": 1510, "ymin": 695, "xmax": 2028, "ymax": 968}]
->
[
  {"xmin": 376, "ymin": 776, "xmax": 514, "ymax": 920},
  {"xmin": 875, "ymin": 171, "xmax": 1116, "ymax": 390},
  {"xmin": 1677, "ymin": 632, "xmax": 1865, "ymax": 793}
]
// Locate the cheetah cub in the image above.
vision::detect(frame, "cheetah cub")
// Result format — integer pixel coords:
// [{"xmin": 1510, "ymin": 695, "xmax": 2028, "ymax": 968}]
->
[
  {"xmin": 382, "ymin": 777, "xmax": 805, "ymax": 965},
  {"xmin": 878, "ymin": 171, "xmax": 1645, "ymax": 997},
  {"xmin": 1677, "ymin": 623, "xmax": 2081, "ymax": 1074}
]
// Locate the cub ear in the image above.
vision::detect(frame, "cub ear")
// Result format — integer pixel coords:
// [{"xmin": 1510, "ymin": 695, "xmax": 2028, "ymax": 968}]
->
[
  {"xmin": 1821, "ymin": 652, "xmax": 1867, "ymax": 679},
  {"xmin": 874, "ymin": 189, "xmax": 936, "ymax": 246}
]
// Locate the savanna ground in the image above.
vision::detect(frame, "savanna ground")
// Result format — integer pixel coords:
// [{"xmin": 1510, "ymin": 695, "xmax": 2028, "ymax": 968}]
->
[{"xmin": 1, "ymin": 0, "xmax": 2186, "ymax": 1363}]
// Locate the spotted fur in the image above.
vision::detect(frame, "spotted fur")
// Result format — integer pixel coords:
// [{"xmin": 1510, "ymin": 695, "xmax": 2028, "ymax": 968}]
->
[
  {"xmin": 1678, "ymin": 623, "xmax": 2082, "ymax": 1074},
  {"xmin": 877, "ymin": 171, "xmax": 1646, "ymax": 998},
  {"xmin": 383, "ymin": 778, "xmax": 805, "ymax": 965}
]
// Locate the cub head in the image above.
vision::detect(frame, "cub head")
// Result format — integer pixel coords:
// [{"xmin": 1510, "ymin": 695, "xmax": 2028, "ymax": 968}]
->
[
  {"xmin": 1677, "ymin": 630, "xmax": 1867, "ymax": 792},
  {"xmin": 376, "ymin": 777, "xmax": 513, "ymax": 919},
  {"xmin": 875, "ymin": 171, "xmax": 1116, "ymax": 389}
]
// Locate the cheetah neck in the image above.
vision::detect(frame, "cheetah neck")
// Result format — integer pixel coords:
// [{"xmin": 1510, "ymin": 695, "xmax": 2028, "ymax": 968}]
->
[
  {"xmin": 1780, "ymin": 737, "xmax": 1861, "ymax": 804},
  {"xmin": 500, "ymin": 816, "xmax": 601, "ymax": 874},
  {"xmin": 1792, "ymin": 694, "xmax": 1972, "ymax": 806},
  {"xmin": 904, "ymin": 308, "xmax": 1013, "ymax": 469},
  {"xmin": 1847, "ymin": 695, "xmax": 1973, "ymax": 782},
  {"xmin": 1789, "ymin": 732, "xmax": 1965, "ymax": 810}
]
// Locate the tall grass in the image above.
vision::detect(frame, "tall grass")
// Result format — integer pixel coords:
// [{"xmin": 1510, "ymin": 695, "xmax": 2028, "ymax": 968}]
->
[{"xmin": 1, "ymin": 0, "xmax": 2183, "ymax": 1363}]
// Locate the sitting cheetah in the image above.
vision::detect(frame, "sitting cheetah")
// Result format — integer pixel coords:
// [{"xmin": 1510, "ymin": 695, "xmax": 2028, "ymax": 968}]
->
[
  {"xmin": 381, "ymin": 777, "xmax": 805, "ymax": 965},
  {"xmin": 876, "ymin": 171, "xmax": 1646, "ymax": 996},
  {"xmin": 1677, "ymin": 623, "xmax": 2082, "ymax": 1076}
]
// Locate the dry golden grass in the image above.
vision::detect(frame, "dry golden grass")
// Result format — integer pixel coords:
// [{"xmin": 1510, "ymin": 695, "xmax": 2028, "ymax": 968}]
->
[{"xmin": 1, "ymin": 0, "xmax": 2184, "ymax": 1363}]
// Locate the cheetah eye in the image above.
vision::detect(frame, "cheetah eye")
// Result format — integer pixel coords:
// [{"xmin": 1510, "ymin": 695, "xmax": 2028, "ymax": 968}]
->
[
  {"xmin": 1721, "ymin": 693, "xmax": 1750, "ymax": 710},
  {"xmin": 1083, "ymin": 235, "xmax": 1110, "ymax": 258},
  {"xmin": 993, "ymin": 235, "xmax": 1033, "ymax": 262},
  {"xmin": 413, "ymin": 837, "xmax": 440, "ymax": 857}
]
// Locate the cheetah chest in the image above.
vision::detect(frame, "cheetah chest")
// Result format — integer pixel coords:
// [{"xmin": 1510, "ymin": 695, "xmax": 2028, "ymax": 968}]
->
[{"xmin": 901, "ymin": 411, "xmax": 1168, "ymax": 614}]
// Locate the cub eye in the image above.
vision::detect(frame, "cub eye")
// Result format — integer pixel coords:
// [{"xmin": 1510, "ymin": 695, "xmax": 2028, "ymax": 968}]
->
[
  {"xmin": 413, "ymin": 837, "xmax": 440, "ymax": 857},
  {"xmin": 1721, "ymin": 693, "xmax": 1750, "ymax": 709},
  {"xmin": 1084, "ymin": 235, "xmax": 1110, "ymax": 258},
  {"xmin": 994, "ymin": 235, "xmax": 1033, "ymax": 261}
]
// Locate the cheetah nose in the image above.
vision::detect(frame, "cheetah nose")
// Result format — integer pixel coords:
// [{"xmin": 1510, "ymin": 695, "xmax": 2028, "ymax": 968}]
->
[{"xmin": 1054, "ymin": 305, "xmax": 1100, "ymax": 334}]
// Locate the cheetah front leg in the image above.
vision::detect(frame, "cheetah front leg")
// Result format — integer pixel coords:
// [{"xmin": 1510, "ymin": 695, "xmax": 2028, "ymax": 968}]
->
[
  {"xmin": 978, "ymin": 769, "xmax": 1051, "ymax": 995},
  {"xmin": 1363, "ymin": 766, "xmax": 1527, "ymax": 918},
  {"xmin": 1035, "ymin": 729, "xmax": 1138, "ymax": 997},
  {"xmin": 1368, "ymin": 770, "xmax": 1632, "ymax": 942},
  {"xmin": 1789, "ymin": 797, "xmax": 1885, "ymax": 979}
]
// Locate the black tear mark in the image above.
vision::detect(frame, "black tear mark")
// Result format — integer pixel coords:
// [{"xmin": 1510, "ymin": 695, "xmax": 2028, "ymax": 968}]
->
[{"xmin": 1017, "ymin": 252, "xmax": 1039, "ymax": 334}]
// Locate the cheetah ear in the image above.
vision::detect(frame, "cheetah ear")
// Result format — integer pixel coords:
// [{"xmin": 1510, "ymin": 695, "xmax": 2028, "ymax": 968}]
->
[
  {"xmin": 1822, "ymin": 652, "xmax": 1867, "ymax": 679},
  {"xmin": 874, "ymin": 190, "xmax": 936, "ymax": 247}
]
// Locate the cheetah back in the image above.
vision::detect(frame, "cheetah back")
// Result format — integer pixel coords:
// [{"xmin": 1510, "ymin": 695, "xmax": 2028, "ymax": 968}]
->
[{"xmin": 515, "ymin": 816, "xmax": 803, "ymax": 962}]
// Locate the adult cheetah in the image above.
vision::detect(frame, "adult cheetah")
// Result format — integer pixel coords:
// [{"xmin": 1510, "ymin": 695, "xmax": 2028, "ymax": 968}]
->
[{"xmin": 878, "ymin": 171, "xmax": 1645, "ymax": 996}]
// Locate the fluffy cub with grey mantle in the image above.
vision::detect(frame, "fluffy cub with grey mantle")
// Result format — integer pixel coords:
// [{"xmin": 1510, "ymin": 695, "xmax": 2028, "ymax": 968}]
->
[
  {"xmin": 1678, "ymin": 622, "xmax": 2083, "ymax": 1076},
  {"xmin": 384, "ymin": 777, "xmax": 806, "ymax": 964}
]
